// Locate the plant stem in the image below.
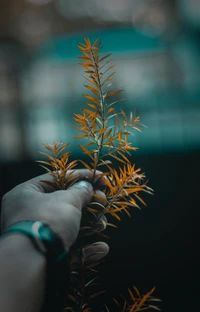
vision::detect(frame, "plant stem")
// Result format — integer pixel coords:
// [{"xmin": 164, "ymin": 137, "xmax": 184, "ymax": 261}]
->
[{"xmin": 90, "ymin": 43, "xmax": 106, "ymax": 181}]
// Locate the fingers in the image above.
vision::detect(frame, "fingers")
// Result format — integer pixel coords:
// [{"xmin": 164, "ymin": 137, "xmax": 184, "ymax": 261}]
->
[
  {"xmin": 82, "ymin": 242, "xmax": 109, "ymax": 263},
  {"xmin": 93, "ymin": 190, "xmax": 107, "ymax": 207},
  {"xmin": 70, "ymin": 242, "xmax": 109, "ymax": 269},
  {"xmin": 26, "ymin": 169, "xmax": 106, "ymax": 193},
  {"xmin": 89, "ymin": 190, "xmax": 107, "ymax": 231},
  {"xmin": 54, "ymin": 186, "xmax": 107, "ymax": 219},
  {"xmin": 61, "ymin": 180, "xmax": 94, "ymax": 210},
  {"xmin": 68, "ymin": 169, "xmax": 106, "ymax": 187},
  {"xmin": 22, "ymin": 170, "xmax": 109, "ymax": 256},
  {"xmin": 70, "ymin": 211, "xmax": 108, "ymax": 269}
]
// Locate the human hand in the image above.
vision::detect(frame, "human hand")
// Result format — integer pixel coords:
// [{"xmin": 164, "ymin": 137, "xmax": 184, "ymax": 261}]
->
[{"xmin": 1, "ymin": 169, "xmax": 109, "ymax": 263}]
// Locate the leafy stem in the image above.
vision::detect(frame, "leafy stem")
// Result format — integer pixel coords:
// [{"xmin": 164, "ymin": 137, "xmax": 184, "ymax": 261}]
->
[
  {"xmin": 88, "ymin": 41, "xmax": 106, "ymax": 180},
  {"xmin": 39, "ymin": 37, "xmax": 159, "ymax": 312}
]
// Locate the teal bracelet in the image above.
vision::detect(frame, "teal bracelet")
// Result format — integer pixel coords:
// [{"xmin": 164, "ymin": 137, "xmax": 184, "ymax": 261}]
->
[
  {"xmin": 1, "ymin": 221, "xmax": 67, "ymax": 262},
  {"xmin": 1, "ymin": 221, "xmax": 69, "ymax": 312}
]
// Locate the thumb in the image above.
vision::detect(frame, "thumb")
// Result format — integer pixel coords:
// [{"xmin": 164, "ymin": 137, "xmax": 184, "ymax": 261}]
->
[{"xmin": 63, "ymin": 180, "xmax": 94, "ymax": 210}]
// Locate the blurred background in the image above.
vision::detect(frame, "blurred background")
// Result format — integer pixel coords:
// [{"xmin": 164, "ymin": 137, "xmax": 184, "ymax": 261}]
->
[{"xmin": 0, "ymin": 0, "xmax": 200, "ymax": 311}]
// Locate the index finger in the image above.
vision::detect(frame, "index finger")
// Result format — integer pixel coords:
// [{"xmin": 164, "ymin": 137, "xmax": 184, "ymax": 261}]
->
[{"xmin": 25, "ymin": 169, "xmax": 106, "ymax": 193}]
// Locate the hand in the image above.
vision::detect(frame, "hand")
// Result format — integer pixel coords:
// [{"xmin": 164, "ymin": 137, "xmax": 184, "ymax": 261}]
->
[{"xmin": 1, "ymin": 169, "xmax": 109, "ymax": 263}]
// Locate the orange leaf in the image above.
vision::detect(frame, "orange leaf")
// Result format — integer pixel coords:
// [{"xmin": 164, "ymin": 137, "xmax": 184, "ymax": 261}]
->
[
  {"xmin": 79, "ymin": 160, "xmax": 93, "ymax": 171},
  {"xmin": 86, "ymin": 103, "xmax": 98, "ymax": 109},
  {"xmin": 113, "ymin": 298, "xmax": 120, "ymax": 308},
  {"xmin": 128, "ymin": 288, "xmax": 136, "ymax": 302},
  {"xmin": 84, "ymin": 69, "xmax": 96, "ymax": 74},
  {"xmin": 97, "ymin": 159, "xmax": 112, "ymax": 167},
  {"xmin": 109, "ymin": 206, "xmax": 127, "ymax": 213},
  {"xmin": 83, "ymin": 94, "xmax": 99, "ymax": 105},
  {"xmin": 84, "ymin": 76, "xmax": 100, "ymax": 87},
  {"xmin": 108, "ymin": 211, "xmax": 121, "ymax": 220},
  {"xmin": 99, "ymin": 53, "xmax": 111, "ymax": 62},
  {"xmin": 122, "ymin": 300, "xmax": 127, "ymax": 312},
  {"xmin": 133, "ymin": 287, "xmax": 155, "ymax": 311},
  {"xmin": 133, "ymin": 286, "xmax": 141, "ymax": 297},
  {"xmin": 106, "ymin": 107, "xmax": 115, "ymax": 115},
  {"xmin": 92, "ymin": 37, "xmax": 100, "ymax": 47},
  {"xmin": 110, "ymin": 154, "xmax": 126, "ymax": 164},
  {"xmin": 105, "ymin": 89, "xmax": 123, "ymax": 99},
  {"xmin": 89, "ymin": 290, "xmax": 106, "ymax": 299},
  {"xmin": 87, "ymin": 207, "xmax": 99, "ymax": 214},
  {"xmin": 74, "ymin": 134, "xmax": 88, "ymax": 139},
  {"xmin": 37, "ymin": 160, "xmax": 51, "ymax": 167},
  {"xmin": 78, "ymin": 145, "xmax": 94, "ymax": 160},
  {"xmin": 129, "ymin": 301, "xmax": 138, "ymax": 312},
  {"xmin": 43, "ymin": 143, "xmax": 54, "ymax": 153},
  {"xmin": 84, "ymin": 84, "xmax": 99, "ymax": 96},
  {"xmin": 107, "ymin": 222, "xmax": 118, "ymax": 228},
  {"xmin": 77, "ymin": 55, "xmax": 91, "ymax": 60},
  {"xmin": 68, "ymin": 294, "xmax": 76, "ymax": 302},
  {"xmin": 134, "ymin": 194, "xmax": 147, "ymax": 206}
]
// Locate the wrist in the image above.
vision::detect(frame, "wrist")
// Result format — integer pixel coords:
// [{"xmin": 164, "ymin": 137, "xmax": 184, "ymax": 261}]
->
[
  {"xmin": 1, "ymin": 221, "xmax": 67, "ymax": 262},
  {"xmin": 0, "ymin": 232, "xmax": 46, "ymax": 258},
  {"xmin": 0, "ymin": 234, "xmax": 46, "ymax": 312},
  {"xmin": 0, "ymin": 221, "xmax": 69, "ymax": 312},
  {"xmin": 0, "ymin": 233, "xmax": 46, "ymax": 268}
]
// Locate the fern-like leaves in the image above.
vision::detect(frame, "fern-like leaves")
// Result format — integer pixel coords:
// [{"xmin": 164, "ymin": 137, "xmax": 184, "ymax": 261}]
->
[
  {"xmin": 75, "ymin": 38, "xmax": 152, "ymax": 221},
  {"xmin": 38, "ymin": 38, "xmax": 159, "ymax": 312},
  {"xmin": 38, "ymin": 142, "xmax": 77, "ymax": 190},
  {"xmin": 113, "ymin": 286, "xmax": 161, "ymax": 311}
]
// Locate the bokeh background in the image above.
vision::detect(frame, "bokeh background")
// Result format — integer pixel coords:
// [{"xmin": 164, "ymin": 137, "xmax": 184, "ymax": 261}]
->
[{"xmin": 0, "ymin": 0, "xmax": 200, "ymax": 311}]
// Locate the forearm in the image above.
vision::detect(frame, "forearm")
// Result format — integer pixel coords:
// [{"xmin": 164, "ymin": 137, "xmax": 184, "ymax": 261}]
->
[{"xmin": 0, "ymin": 234, "xmax": 46, "ymax": 312}]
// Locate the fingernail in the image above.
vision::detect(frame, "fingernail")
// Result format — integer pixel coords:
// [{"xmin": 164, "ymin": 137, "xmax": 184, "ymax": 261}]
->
[
  {"xmin": 91, "ymin": 242, "xmax": 106, "ymax": 246},
  {"xmin": 94, "ymin": 219, "xmax": 107, "ymax": 232},
  {"xmin": 75, "ymin": 180, "xmax": 93, "ymax": 192},
  {"xmin": 82, "ymin": 244, "xmax": 108, "ymax": 260}
]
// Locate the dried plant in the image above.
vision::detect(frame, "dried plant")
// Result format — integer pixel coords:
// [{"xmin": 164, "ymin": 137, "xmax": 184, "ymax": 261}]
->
[
  {"xmin": 112, "ymin": 286, "xmax": 161, "ymax": 312},
  {"xmin": 38, "ymin": 38, "xmax": 160, "ymax": 312}
]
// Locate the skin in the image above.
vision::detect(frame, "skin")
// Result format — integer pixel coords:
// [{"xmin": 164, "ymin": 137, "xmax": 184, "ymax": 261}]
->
[{"xmin": 0, "ymin": 169, "xmax": 109, "ymax": 312}]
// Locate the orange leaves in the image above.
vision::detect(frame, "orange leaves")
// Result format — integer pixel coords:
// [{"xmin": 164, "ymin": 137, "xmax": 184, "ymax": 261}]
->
[
  {"xmin": 77, "ymin": 37, "xmax": 123, "ymax": 113},
  {"xmin": 38, "ymin": 142, "xmax": 77, "ymax": 190},
  {"xmin": 75, "ymin": 38, "xmax": 144, "ymax": 184},
  {"xmin": 113, "ymin": 286, "xmax": 161, "ymax": 312},
  {"xmin": 105, "ymin": 89, "xmax": 123, "ymax": 99},
  {"xmin": 42, "ymin": 142, "xmax": 70, "ymax": 157},
  {"xmin": 105, "ymin": 107, "xmax": 115, "ymax": 115},
  {"xmin": 99, "ymin": 53, "xmax": 112, "ymax": 62},
  {"xmin": 78, "ymin": 145, "xmax": 97, "ymax": 160},
  {"xmin": 39, "ymin": 37, "xmax": 156, "ymax": 312},
  {"xmin": 83, "ymin": 94, "xmax": 100, "ymax": 105},
  {"xmin": 75, "ymin": 38, "xmax": 152, "ymax": 225},
  {"xmin": 84, "ymin": 85, "xmax": 99, "ymax": 97},
  {"xmin": 129, "ymin": 287, "xmax": 161, "ymax": 312},
  {"xmin": 102, "ymin": 164, "xmax": 151, "ymax": 220}
]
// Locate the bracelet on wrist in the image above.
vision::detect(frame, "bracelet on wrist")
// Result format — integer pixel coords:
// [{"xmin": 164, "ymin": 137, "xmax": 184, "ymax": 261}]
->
[{"xmin": 0, "ymin": 221, "xmax": 69, "ymax": 312}]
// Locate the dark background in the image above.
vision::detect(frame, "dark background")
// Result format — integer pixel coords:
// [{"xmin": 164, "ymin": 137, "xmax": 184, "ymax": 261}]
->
[
  {"xmin": 1, "ymin": 151, "xmax": 200, "ymax": 312},
  {"xmin": 0, "ymin": 1, "xmax": 200, "ymax": 311}
]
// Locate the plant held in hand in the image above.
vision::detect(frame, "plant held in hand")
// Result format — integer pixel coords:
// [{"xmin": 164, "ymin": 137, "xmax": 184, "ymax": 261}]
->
[{"xmin": 39, "ymin": 38, "xmax": 160, "ymax": 312}]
